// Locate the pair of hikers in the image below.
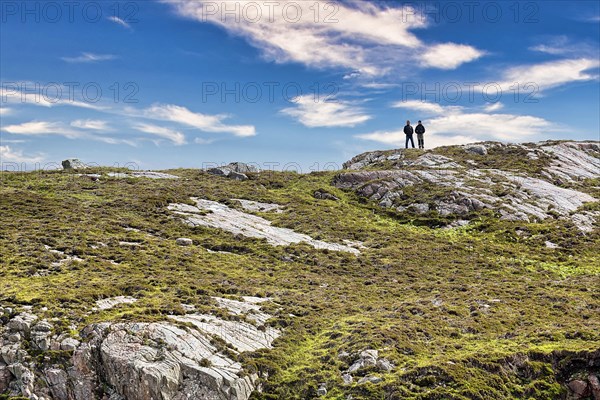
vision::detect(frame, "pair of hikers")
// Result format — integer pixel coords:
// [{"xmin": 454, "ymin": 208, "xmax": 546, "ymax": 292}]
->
[{"xmin": 403, "ymin": 120, "xmax": 426, "ymax": 149}]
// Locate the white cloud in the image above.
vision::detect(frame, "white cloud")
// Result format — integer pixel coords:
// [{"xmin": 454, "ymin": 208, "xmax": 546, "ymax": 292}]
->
[
  {"xmin": 498, "ymin": 58, "xmax": 600, "ymax": 92},
  {"xmin": 165, "ymin": 0, "xmax": 482, "ymax": 75},
  {"xmin": 1, "ymin": 121, "xmax": 138, "ymax": 146},
  {"xmin": 1, "ymin": 121, "xmax": 82, "ymax": 138},
  {"xmin": 133, "ymin": 123, "xmax": 187, "ymax": 145},
  {"xmin": 0, "ymin": 107, "xmax": 12, "ymax": 116},
  {"xmin": 357, "ymin": 100, "xmax": 559, "ymax": 147},
  {"xmin": 108, "ymin": 16, "xmax": 132, "ymax": 29},
  {"xmin": 1, "ymin": 83, "xmax": 106, "ymax": 110},
  {"xmin": 422, "ymin": 43, "xmax": 484, "ymax": 70},
  {"xmin": 0, "ymin": 145, "xmax": 45, "ymax": 163},
  {"xmin": 70, "ymin": 119, "xmax": 111, "ymax": 131},
  {"xmin": 281, "ymin": 95, "xmax": 371, "ymax": 127},
  {"xmin": 392, "ymin": 100, "xmax": 445, "ymax": 115},
  {"xmin": 484, "ymin": 102, "xmax": 503, "ymax": 112},
  {"xmin": 61, "ymin": 53, "xmax": 117, "ymax": 63},
  {"xmin": 144, "ymin": 104, "xmax": 256, "ymax": 137}
]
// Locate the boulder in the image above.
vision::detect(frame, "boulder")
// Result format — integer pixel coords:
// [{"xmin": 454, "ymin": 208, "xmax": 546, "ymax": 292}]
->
[
  {"xmin": 44, "ymin": 368, "xmax": 70, "ymax": 400},
  {"xmin": 589, "ymin": 374, "xmax": 600, "ymax": 400},
  {"xmin": 61, "ymin": 159, "xmax": 87, "ymax": 170},
  {"xmin": 463, "ymin": 144, "xmax": 488, "ymax": 155},
  {"xmin": 229, "ymin": 171, "xmax": 249, "ymax": 181},
  {"xmin": 341, "ymin": 373, "xmax": 353, "ymax": 385},
  {"xmin": 60, "ymin": 338, "xmax": 80, "ymax": 351},
  {"xmin": 7, "ymin": 313, "xmax": 38, "ymax": 338},
  {"xmin": 317, "ymin": 383, "xmax": 327, "ymax": 396},
  {"xmin": 207, "ymin": 167, "xmax": 231, "ymax": 177},
  {"xmin": 313, "ymin": 189, "xmax": 339, "ymax": 201},
  {"xmin": 568, "ymin": 380, "xmax": 591, "ymax": 399},
  {"xmin": 226, "ymin": 162, "xmax": 260, "ymax": 174},
  {"xmin": 0, "ymin": 365, "xmax": 12, "ymax": 393},
  {"xmin": 176, "ymin": 238, "xmax": 193, "ymax": 246},
  {"xmin": 30, "ymin": 321, "xmax": 53, "ymax": 351},
  {"xmin": 357, "ymin": 375, "xmax": 382, "ymax": 385}
]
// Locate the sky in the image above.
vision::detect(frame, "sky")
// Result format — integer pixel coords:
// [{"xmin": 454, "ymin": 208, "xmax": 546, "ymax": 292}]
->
[{"xmin": 1, "ymin": 0, "xmax": 599, "ymax": 171}]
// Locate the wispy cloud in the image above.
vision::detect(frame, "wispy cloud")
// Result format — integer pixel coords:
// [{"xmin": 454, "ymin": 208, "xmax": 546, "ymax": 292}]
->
[
  {"xmin": 108, "ymin": 16, "xmax": 132, "ymax": 29},
  {"xmin": 165, "ymin": 0, "xmax": 483, "ymax": 76},
  {"xmin": 133, "ymin": 123, "xmax": 187, "ymax": 145},
  {"xmin": 0, "ymin": 145, "xmax": 45, "ymax": 163},
  {"xmin": 143, "ymin": 104, "xmax": 256, "ymax": 137},
  {"xmin": 358, "ymin": 100, "xmax": 559, "ymax": 147},
  {"xmin": 0, "ymin": 107, "xmax": 13, "ymax": 116},
  {"xmin": 1, "ymin": 82, "xmax": 106, "ymax": 110},
  {"xmin": 497, "ymin": 58, "xmax": 600, "ymax": 92},
  {"xmin": 1, "ymin": 120, "xmax": 137, "ymax": 146},
  {"xmin": 392, "ymin": 99, "xmax": 445, "ymax": 115},
  {"xmin": 529, "ymin": 35, "xmax": 599, "ymax": 57},
  {"xmin": 61, "ymin": 52, "xmax": 117, "ymax": 63},
  {"xmin": 281, "ymin": 95, "xmax": 371, "ymax": 127},
  {"xmin": 2, "ymin": 121, "xmax": 82, "ymax": 138},
  {"xmin": 484, "ymin": 102, "xmax": 504, "ymax": 112},
  {"xmin": 70, "ymin": 119, "xmax": 111, "ymax": 131},
  {"xmin": 422, "ymin": 43, "xmax": 484, "ymax": 70}
]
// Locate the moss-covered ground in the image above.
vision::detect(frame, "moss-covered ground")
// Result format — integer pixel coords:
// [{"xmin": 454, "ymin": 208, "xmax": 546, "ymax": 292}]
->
[{"xmin": 0, "ymin": 167, "xmax": 598, "ymax": 399}]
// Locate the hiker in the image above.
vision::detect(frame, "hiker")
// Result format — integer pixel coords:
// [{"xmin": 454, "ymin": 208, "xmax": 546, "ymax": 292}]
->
[
  {"xmin": 403, "ymin": 120, "xmax": 415, "ymax": 148},
  {"xmin": 415, "ymin": 120, "xmax": 425, "ymax": 149}
]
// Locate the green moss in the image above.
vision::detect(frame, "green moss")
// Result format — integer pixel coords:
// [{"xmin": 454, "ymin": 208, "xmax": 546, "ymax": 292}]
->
[{"xmin": 0, "ymin": 168, "xmax": 598, "ymax": 399}]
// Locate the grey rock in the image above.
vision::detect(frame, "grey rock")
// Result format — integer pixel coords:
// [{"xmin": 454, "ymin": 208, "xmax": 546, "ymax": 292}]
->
[
  {"xmin": 31, "ymin": 322, "xmax": 52, "ymax": 351},
  {"xmin": 348, "ymin": 359, "xmax": 364, "ymax": 373},
  {"xmin": 176, "ymin": 238, "xmax": 193, "ymax": 246},
  {"xmin": 314, "ymin": 189, "xmax": 339, "ymax": 201},
  {"xmin": 463, "ymin": 144, "xmax": 488, "ymax": 155},
  {"xmin": 207, "ymin": 167, "xmax": 231, "ymax": 177},
  {"xmin": 62, "ymin": 159, "xmax": 87, "ymax": 170},
  {"xmin": 357, "ymin": 375, "xmax": 382, "ymax": 385},
  {"xmin": 233, "ymin": 199, "xmax": 284, "ymax": 213},
  {"xmin": 229, "ymin": 171, "xmax": 249, "ymax": 181},
  {"xmin": 334, "ymin": 142, "xmax": 598, "ymax": 230},
  {"xmin": 341, "ymin": 373, "xmax": 353, "ymax": 385},
  {"xmin": 95, "ymin": 296, "xmax": 138, "ymax": 311},
  {"xmin": 0, "ymin": 365, "xmax": 11, "ymax": 393},
  {"xmin": 7, "ymin": 313, "xmax": 38, "ymax": 337},
  {"xmin": 45, "ymin": 368, "xmax": 70, "ymax": 400},
  {"xmin": 168, "ymin": 199, "xmax": 360, "ymax": 254},
  {"xmin": 60, "ymin": 338, "xmax": 80, "ymax": 351},
  {"xmin": 226, "ymin": 162, "xmax": 260, "ymax": 174},
  {"xmin": 376, "ymin": 358, "xmax": 394, "ymax": 372},
  {"xmin": 107, "ymin": 172, "xmax": 179, "ymax": 179},
  {"xmin": 317, "ymin": 383, "xmax": 327, "ymax": 396}
]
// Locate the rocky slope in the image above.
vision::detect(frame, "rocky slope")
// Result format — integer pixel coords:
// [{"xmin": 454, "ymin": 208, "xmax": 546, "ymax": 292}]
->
[
  {"xmin": 335, "ymin": 141, "xmax": 599, "ymax": 230},
  {"xmin": 0, "ymin": 140, "xmax": 599, "ymax": 400}
]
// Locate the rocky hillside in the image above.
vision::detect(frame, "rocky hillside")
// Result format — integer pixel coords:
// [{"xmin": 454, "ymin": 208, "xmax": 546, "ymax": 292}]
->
[{"xmin": 0, "ymin": 140, "xmax": 599, "ymax": 400}]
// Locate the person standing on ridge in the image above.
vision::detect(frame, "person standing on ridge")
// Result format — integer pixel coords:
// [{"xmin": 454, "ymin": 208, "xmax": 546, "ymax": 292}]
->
[
  {"xmin": 404, "ymin": 120, "xmax": 415, "ymax": 149},
  {"xmin": 415, "ymin": 120, "xmax": 426, "ymax": 149}
]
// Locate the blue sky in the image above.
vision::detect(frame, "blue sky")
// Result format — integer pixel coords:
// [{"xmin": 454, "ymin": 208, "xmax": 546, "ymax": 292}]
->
[{"xmin": 1, "ymin": 0, "xmax": 599, "ymax": 171}]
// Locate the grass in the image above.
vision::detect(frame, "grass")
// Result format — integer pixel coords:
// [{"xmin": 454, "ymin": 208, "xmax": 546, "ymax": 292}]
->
[{"xmin": 0, "ymin": 166, "xmax": 598, "ymax": 399}]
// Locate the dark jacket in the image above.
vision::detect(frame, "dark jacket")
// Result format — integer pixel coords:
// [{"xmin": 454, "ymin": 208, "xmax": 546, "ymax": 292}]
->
[
  {"xmin": 404, "ymin": 125, "xmax": 414, "ymax": 135},
  {"xmin": 415, "ymin": 124, "xmax": 425, "ymax": 135}
]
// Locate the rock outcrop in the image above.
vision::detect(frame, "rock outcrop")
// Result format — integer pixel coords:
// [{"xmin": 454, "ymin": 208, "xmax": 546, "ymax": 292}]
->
[
  {"xmin": 0, "ymin": 297, "xmax": 280, "ymax": 400},
  {"xmin": 207, "ymin": 163, "xmax": 260, "ymax": 181},
  {"xmin": 61, "ymin": 159, "xmax": 87, "ymax": 170},
  {"xmin": 335, "ymin": 141, "xmax": 599, "ymax": 230},
  {"xmin": 168, "ymin": 198, "xmax": 361, "ymax": 254}
]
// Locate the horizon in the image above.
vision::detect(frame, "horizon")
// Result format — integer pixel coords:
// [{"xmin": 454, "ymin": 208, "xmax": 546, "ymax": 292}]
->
[{"xmin": 1, "ymin": 0, "xmax": 600, "ymax": 171}]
